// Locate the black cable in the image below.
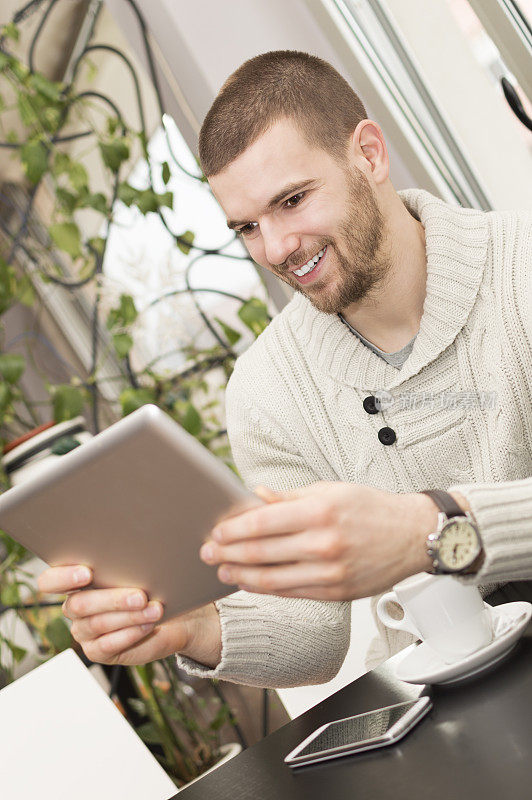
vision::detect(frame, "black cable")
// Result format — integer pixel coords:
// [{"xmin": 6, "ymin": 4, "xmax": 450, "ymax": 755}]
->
[
  {"xmin": 209, "ymin": 680, "xmax": 248, "ymax": 750},
  {"xmin": 262, "ymin": 688, "xmax": 269, "ymax": 738}
]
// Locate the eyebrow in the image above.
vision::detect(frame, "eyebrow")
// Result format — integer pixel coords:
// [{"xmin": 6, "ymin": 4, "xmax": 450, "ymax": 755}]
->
[{"xmin": 226, "ymin": 178, "xmax": 318, "ymax": 230}]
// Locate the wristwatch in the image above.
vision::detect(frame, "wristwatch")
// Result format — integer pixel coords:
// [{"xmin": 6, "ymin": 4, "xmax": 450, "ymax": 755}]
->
[{"xmin": 421, "ymin": 489, "xmax": 484, "ymax": 575}]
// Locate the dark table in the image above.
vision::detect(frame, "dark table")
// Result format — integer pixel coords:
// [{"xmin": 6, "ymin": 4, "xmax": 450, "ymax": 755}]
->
[{"xmin": 174, "ymin": 621, "xmax": 532, "ymax": 799}]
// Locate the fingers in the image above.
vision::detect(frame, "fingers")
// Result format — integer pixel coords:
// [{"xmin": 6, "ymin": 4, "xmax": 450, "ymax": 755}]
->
[
  {"xmin": 251, "ymin": 584, "xmax": 351, "ymax": 601},
  {"xmin": 212, "ymin": 494, "xmax": 263, "ymax": 531},
  {"xmin": 82, "ymin": 623, "xmax": 180, "ymax": 666},
  {"xmin": 212, "ymin": 496, "xmax": 323, "ymax": 543},
  {"xmin": 201, "ymin": 530, "xmax": 322, "ymax": 567},
  {"xmin": 62, "ymin": 587, "xmax": 150, "ymax": 619},
  {"xmin": 37, "ymin": 564, "xmax": 92, "ymax": 594},
  {"xmin": 216, "ymin": 560, "xmax": 347, "ymax": 593},
  {"xmin": 76, "ymin": 615, "xmax": 189, "ymax": 667},
  {"xmin": 69, "ymin": 602, "xmax": 163, "ymax": 641}
]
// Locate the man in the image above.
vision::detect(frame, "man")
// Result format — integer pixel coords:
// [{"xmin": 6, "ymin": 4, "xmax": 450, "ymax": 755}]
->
[{"xmin": 39, "ymin": 51, "xmax": 532, "ymax": 687}]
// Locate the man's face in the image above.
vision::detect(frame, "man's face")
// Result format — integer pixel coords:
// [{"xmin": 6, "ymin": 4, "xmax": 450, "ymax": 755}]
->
[{"xmin": 209, "ymin": 118, "xmax": 389, "ymax": 315}]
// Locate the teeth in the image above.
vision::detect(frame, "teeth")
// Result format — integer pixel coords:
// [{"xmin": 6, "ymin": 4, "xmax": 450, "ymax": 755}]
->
[{"xmin": 294, "ymin": 247, "xmax": 326, "ymax": 277}]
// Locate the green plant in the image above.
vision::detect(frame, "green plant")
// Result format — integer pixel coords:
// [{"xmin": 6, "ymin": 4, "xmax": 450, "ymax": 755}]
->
[{"xmin": 0, "ymin": 6, "xmax": 271, "ymax": 788}]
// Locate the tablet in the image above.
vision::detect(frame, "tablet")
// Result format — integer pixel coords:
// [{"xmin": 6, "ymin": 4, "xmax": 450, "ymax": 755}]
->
[{"xmin": 0, "ymin": 404, "xmax": 256, "ymax": 620}]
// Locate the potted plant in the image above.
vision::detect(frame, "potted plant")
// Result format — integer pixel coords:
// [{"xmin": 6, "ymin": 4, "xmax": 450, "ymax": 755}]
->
[{"xmin": 0, "ymin": 5, "xmax": 272, "ymax": 789}]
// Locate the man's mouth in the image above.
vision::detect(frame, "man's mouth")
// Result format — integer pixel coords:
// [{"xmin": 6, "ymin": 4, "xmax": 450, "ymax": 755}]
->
[{"xmin": 290, "ymin": 246, "xmax": 328, "ymax": 283}]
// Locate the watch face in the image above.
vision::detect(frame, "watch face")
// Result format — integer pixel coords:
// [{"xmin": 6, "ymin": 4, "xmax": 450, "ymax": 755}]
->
[{"xmin": 438, "ymin": 518, "xmax": 480, "ymax": 570}]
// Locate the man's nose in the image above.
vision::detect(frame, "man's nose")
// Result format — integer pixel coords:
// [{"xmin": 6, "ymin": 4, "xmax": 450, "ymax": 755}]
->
[{"xmin": 261, "ymin": 220, "xmax": 300, "ymax": 268}]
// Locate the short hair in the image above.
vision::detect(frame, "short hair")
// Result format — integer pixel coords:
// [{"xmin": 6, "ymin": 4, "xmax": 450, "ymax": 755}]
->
[{"xmin": 199, "ymin": 50, "xmax": 367, "ymax": 177}]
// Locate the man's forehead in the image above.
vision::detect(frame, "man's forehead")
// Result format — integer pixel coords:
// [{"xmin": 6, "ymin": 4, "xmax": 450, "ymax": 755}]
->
[{"xmin": 208, "ymin": 120, "xmax": 325, "ymax": 221}]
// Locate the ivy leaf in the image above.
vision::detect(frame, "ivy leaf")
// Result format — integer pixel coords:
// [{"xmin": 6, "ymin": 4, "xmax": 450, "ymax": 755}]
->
[
  {"xmin": 0, "ymin": 353, "xmax": 25, "ymax": 384},
  {"xmin": 178, "ymin": 401, "xmax": 202, "ymax": 437},
  {"xmin": 135, "ymin": 189, "xmax": 160, "ymax": 215},
  {"xmin": 84, "ymin": 192, "xmax": 108, "ymax": 215},
  {"xmin": 49, "ymin": 222, "xmax": 82, "ymax": 259},
  {"xmin": 117, "ymin": 182, "xmax": 137, "ymax": 207},
  {"xmin": 5, "ymin": 640, "xmax": 27, "ymax": 664},
  {"xmin": 56, "ymin": 187, "xmax": 77, "ymax": 213},
  {"xmin": 45, "ymin": 617, "xmax": 71, "ymax": 652},
  {"xmin": 0, "ymin": 258, "xmax": 18, "ymax": 314},
  {"xmin": 51, "ymin": 384, "xmax": 85, "ymax": 422},
  {"xmin": 3, "ymin": 22, "xmax": 20, "ymax": 42},
  {"xmin": 136, "ymin": 722, "xmax": 163, "ymax": 745},
  {"xmin": 99, "ymin": 138, "xmax": 130, "ymax": 172},
  {"xmin": 119, "ymin": 388, "xmax": 156, "ymax": 417},
  {"xmin": 176, "ymin": 230, "xmax": 195, "ymax": 255},
  {"xmin": 237, "ymin": 298, "xmax": 270, "ymax": 337},
  {"xmin": 1, "ymin": 582, "xmax": 20, "ymax": 606},
  {"xmin": 17, "ymin": 93, "xmax": 38, "ymax": 127},
  {"xmin": 52, "ymin": 151, "xmax": 71, "ymax": 176},
  {"xmin": 106, "ymin": 294, "xmax": 137, "ymax": 329},
  {"xmin": 28, "ymin": 72, "xmax": 63, "ymax": 103},
  {"xmin": 68, "ymin": 161, "xmax": 88, "ymax": 192},
  {"xmin": 87, "ymin": 236, "xmax": 105, "ymax": 256},
  {"xmin": 20, "ymin": 140, "xmax": 48, "ymax": 184},
  {"xmin": 214, "ymin": 317, "xmax": 241, "ymax": 346},
  {"xmin": 112, "ymin": 332, "xmax": 133, "ymax": 359},
  {"xmin": 17, "ymin": 274, "xmax": 35, "ymax": 307},
  {"xmin": 0, "ymin": 382, "xmax": 13, "ymax": 417}
]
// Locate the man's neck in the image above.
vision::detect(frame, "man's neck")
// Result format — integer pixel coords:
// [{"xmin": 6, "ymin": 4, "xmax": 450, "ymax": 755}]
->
[{"xmin": 340, "ymin": 193, "xmax": 427, "ymax": 354}]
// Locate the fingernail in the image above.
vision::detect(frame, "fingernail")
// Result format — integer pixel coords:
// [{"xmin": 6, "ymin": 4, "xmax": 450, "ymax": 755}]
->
[
  {"xmin": 144, "ymin": 603, "xmax": 161, "ymax": 620},
  {"xmin": 200, "ymin": 544, "xmax": 214, "ymax": 562},
  {"xmin": 128, "ymin": 592, "xmax": 145, "ymax": 609},
  {"xmin": 212, "ymin": 528, "xmax": 223, "ymax": 542},
  {"xmin": 219, "ymin": 567, "xmax": 232, "ymax": 583},
  {"xmin": 74, "ymin": 567, "xmax": 91, "ymax": 584},
  {"xmin": 141, "ymin": 623, "xmax": 155, "ymax": 632}
]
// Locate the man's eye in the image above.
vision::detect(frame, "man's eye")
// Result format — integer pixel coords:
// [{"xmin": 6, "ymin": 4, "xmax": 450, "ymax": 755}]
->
[
  {"xmin": 236, "ymin": 222, "xmax": 258, "ymax": 238},
  {"xmin": 285, "ymin": 192, "xmax": 305, "ymax": 208}
]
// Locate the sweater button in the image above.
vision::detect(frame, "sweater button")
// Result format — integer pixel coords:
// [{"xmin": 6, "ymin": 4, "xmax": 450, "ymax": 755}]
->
[
  {"xmin": 378, "ymin": 427, "xmax": 396, "ymax": 445},
  {"xmin": 363, "ymin": 395, "xmax": 379, "ymax": 414}
]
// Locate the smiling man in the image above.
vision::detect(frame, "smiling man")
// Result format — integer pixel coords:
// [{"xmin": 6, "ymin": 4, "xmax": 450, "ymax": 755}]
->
[
  {"xmin": 39, "ymin": 51, "xmax": 531, "ymax": 689},
  {"xmin": 188, "ymin": 49, "xmax": 531, "ymax": 682}
]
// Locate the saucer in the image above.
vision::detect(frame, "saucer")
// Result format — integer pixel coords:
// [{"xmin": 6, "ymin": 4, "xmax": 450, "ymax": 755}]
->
[{"xmin": 395, "ymin": 601, "xmax": 532, "ymax": 685}]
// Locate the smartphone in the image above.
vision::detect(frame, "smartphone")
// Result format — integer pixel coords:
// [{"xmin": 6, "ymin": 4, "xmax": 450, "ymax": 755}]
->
[{"xmin": 284, "ymin": 696, "xmax": 432, "ymax": 768}]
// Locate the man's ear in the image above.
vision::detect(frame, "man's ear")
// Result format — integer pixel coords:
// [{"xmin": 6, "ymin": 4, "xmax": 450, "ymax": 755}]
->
[{"xmin": 350, "ymin": 119, "xmax": 389, "ymax": 184}]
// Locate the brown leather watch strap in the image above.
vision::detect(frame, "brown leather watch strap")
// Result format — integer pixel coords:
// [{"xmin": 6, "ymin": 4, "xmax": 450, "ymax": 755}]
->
[{"xmin": 421, "ymin": 489, "xmax": 465, "ymax": 518}]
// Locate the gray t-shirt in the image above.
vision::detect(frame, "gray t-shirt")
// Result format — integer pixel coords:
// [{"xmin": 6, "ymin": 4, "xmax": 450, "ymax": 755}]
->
[{"xmin": 338, "ymin": 313, "xmax": 416, "ymax": 369}]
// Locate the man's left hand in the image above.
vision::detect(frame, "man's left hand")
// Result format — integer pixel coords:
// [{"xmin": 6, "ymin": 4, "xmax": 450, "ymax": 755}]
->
[{"xmin": 200, "ymin": 482, "xmax": 440, "ymax": 601}]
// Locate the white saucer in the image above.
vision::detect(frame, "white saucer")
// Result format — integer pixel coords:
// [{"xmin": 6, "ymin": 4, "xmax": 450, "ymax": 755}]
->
[{"xmin": 395, "ymin": 601, "xmax": 532, "ymax": 685}]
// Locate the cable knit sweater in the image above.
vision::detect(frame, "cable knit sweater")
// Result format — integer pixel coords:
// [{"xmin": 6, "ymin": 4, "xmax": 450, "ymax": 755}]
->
[{"xmin": 177, "ymin": 188, "xmax": 532, "ymax": 687}]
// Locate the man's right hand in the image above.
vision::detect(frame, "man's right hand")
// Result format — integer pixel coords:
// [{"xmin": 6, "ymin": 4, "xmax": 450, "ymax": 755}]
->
[{"xmin": 37, "ymin": 565, "xmax": 222, "ymax": 668}]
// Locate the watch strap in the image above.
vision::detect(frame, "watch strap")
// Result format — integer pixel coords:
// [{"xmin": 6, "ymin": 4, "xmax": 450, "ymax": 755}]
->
[
  {"xmin": 421, "ymin": 489, "xmax": 465, "ymax": 519},
  {"xmin": 421, "ymin": 489, "xmax": 484, "ymax": 575}
]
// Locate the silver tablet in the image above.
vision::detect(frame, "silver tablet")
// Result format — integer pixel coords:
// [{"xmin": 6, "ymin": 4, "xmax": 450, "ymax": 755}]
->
[{"xmin": 0, "ymin": 404, "xmax": 255, "ymax": 620}]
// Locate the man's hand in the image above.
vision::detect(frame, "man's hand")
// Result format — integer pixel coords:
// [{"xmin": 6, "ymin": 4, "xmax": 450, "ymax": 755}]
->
[
  {"xmin": 200, "ymin": 482, "xmax": 438, "ymax": 601},
  {"xmin": 37, "ymin": 566, "xmax": 222, "ymax": 668}
]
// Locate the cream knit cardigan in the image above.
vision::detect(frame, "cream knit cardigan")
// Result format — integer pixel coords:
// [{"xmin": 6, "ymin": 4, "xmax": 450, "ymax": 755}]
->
[{"xmin": 177, "ymin": 188, "xmax": 532, "ymax": 687}]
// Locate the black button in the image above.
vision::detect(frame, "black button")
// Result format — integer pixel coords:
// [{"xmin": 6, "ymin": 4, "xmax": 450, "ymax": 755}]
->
[
  {"xmin": 378, "ymin": 427, "xmax": 396, "ymax": 445},
  {"xmin": 363, "ymin": 395, "xmax": 379, "ymax": 414}
]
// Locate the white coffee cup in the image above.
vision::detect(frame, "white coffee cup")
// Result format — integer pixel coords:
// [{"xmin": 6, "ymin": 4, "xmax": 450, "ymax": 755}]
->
[{"xmin": 376, "ymin": 573, "xmax": 493, "ymax": 664}]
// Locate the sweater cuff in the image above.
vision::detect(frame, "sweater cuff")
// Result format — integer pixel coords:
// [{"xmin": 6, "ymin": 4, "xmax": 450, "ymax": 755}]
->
[
  {"xmin": 449, "ymin": 477, "xmax": 532, "ymax": 585},
  {"xmin": 176, "ymin": 591, "xmax": 351, "ymax": 689}
]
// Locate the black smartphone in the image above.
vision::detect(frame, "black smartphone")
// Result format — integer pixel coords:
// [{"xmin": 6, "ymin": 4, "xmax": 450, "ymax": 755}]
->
[{"xmin": 284, "ymin": 697, "xmax": 432, "ymax": 768}]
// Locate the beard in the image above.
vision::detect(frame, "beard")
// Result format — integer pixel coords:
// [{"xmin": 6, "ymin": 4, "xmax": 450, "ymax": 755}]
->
[{"xmin": 274, "ymin": 168, "xmax": 391, "ymax": 314}]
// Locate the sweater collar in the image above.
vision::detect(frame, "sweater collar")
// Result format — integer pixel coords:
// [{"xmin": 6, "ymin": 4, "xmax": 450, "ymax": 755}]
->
[{"xmin": 286, "ymin": 188, "xmax": 489, "ymax": 390}]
